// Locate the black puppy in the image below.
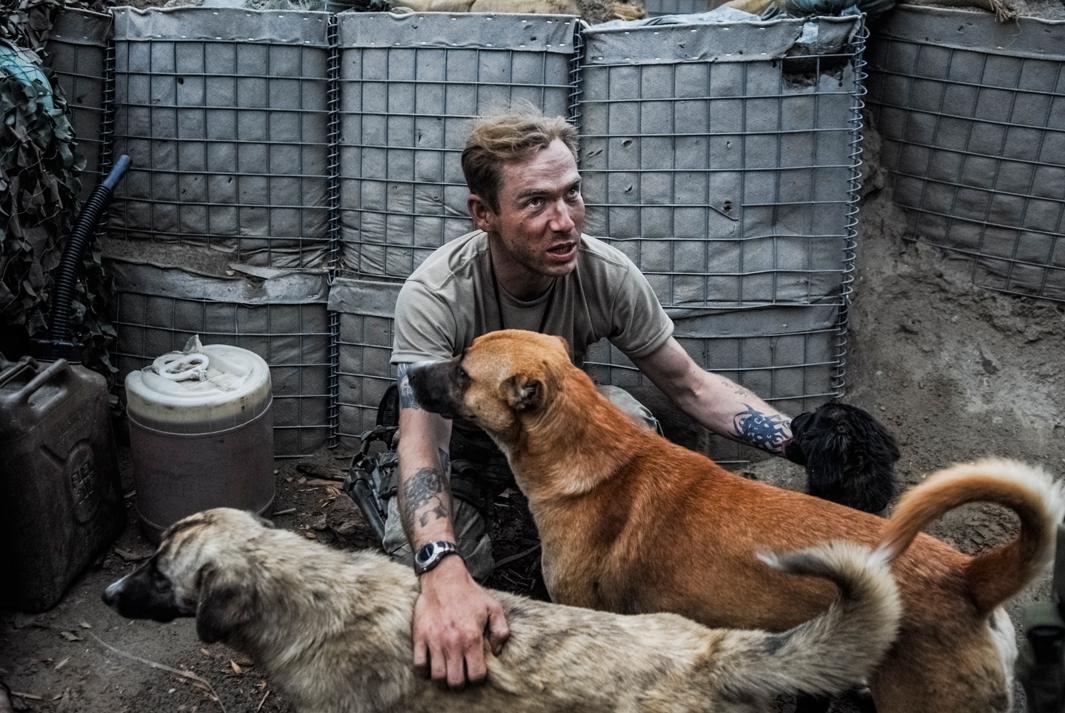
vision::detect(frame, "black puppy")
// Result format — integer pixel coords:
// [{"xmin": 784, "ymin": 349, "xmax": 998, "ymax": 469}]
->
[{"xmin": 787, "ymin": 401, "xmax": 900, "ymax": 515}]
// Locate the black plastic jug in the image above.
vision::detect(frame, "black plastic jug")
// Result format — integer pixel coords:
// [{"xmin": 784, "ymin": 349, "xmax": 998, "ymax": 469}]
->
[{"xmin": 0, "ymin": 355, "xmax": 124, "ymax": 612}]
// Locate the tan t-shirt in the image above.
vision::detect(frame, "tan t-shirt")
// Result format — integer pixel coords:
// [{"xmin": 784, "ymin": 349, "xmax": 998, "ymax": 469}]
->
[{"xmin": 391, "ymin": 230, "xmax": 674, "ymax": 367}]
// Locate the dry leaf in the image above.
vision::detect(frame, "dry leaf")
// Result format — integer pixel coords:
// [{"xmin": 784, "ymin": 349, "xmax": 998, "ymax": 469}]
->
[
  {"xmin": 54, "ymin": 657, "xmax": 70, "ymax": 670},
  {"xmin": 59, "ymin": 631, "xmax": 82, "ymax": 642},
  {"xmin": 78, "ymin": 622, "xmax": 92, "ymax": 629},
  {"xmin": 230, "ymin": 659, "xmax": 243, "ymax": 675}
]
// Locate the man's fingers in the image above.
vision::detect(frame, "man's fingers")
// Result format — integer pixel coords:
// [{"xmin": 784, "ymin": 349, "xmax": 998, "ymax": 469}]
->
[
  {"xmin": 486, "ymin": 603, "xmax": 510, "ymax": 656},
  {"xmin": 464, "ymin": 635, "xmax": 487, "ymax": 685},
  {"xmin": 429, "ymin": 644, "xmax": 448, "ymax": 686},
  {"xmin": 412, "ymin": 639, "xmax": 429, "ymax": 678},
  {"xmin": 445, "ymin": 645, "xmax": 468, "ymax": 690}
]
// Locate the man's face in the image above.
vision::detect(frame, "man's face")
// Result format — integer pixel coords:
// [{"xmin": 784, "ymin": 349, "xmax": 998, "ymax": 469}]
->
[{"xmin": 470, "ymin": 139, "xmax": 585, "ymax": 281}]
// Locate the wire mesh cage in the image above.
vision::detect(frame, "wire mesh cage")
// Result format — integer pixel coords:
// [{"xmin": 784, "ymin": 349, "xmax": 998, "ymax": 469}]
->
[
  {"xmin": 45, "ymin": 7, "xmax": 868, "ymax": 463},
  {"xmin": 45, "ymin": 8, "xmax": 113, "ymax": 201},
  {"xmin": 581, "ymin": 16, "xmax": 864, "ymax": 309},
  {"xmin": 109, "ymin": 8, "xmax": 334, "ymax": 269},
  {"xmin": 576, "ymin": 15, "xmax": 865, "ymax": 460},
  {"xmin": 866, "ymin": 6, "xmax": 1065, "ymax": 302},
  {"xmin": 329, "ymin": 277, "xmax": 400, "ymax": 444},
  {"xmin": 336, "ymin": 12, "xmax": 580, "ymax": 278}
]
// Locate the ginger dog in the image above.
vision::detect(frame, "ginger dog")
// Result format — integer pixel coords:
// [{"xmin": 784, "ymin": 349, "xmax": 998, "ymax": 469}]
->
[
  {"xmin": 408, "ymin": 329, "xmax": 1065, "ymax": 713},
  {"xmin": 104, "ymin": 508, "xmax": 901, "ymax": 713}
]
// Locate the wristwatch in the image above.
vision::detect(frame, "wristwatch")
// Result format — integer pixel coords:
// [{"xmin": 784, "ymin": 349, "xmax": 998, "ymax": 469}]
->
[{"xmin": 413, "ymin": 540, "xmax": 461, "ymax": 576}]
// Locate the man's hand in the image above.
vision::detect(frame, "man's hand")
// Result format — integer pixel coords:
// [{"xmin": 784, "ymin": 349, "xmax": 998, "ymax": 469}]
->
[{"xmin": 413, "ymin": 556, "xmax": 510, "ymax": 690}]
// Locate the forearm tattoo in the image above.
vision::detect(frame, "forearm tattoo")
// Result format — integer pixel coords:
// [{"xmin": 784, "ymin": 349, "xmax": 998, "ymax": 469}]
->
[
  {"xmin": 400, "ymin": 467, "xmax": 451, "ymax": 538},
  {"xmin": 396, "ymin": 363, "xmax": 421, "ymax": 410},
  {"xmin": 733, "ymin": 404, "xmax": 792, "ymax": 453}
]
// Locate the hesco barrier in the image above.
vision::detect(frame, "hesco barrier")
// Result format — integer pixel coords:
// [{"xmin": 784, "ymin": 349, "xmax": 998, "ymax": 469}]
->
[
  {"xmin": 45, "ymin": 8, "xmax": 113, "ymax": 201},
  {"xmin": 866, "ymin": 6, "xmax": 1065, "ymax": 302},
  {"xmin": 337, "ymin": 12, "xmax": 580, "ymax": 277},
  {"xmin": 46, "ymin": 7, "xmax": 866, "ymax": 460},
  {"xmin": 111, "ymin": 8, "xmax": 334, "ymax": 269}
]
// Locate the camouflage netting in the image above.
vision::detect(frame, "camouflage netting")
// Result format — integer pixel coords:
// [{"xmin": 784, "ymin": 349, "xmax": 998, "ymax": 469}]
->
[{"xmin": 0, "ymin": 0, "xmax": 114, "ymax": 371}]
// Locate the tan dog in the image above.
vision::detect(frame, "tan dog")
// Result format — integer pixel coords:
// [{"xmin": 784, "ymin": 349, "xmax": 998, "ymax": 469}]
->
[
  {"xmin": 408, "ymin": 328, "xmax": 1065, "ymax": 713},
  {"xmin": 103, "ymin": 508, "xmax": 901, "ymax": 713}
]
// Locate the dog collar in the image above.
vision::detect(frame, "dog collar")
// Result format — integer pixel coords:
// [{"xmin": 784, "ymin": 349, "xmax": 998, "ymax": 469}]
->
[{"xmin": 414, "ymin": 540, "xmax": 461, "ymax": 576}]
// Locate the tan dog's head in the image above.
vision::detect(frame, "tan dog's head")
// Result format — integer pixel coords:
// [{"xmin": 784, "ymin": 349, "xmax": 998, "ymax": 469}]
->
[
  {"xmin": 102, "ymin": 508, "xmax": 270, "ymax": 644},
  {"xmin": 408, "ymin": 329, "xmax": 571, "ymax": 442}
]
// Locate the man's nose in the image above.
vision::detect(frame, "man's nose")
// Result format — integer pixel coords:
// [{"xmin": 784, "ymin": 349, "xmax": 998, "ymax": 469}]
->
[{"xmin": 548, "ymin": 199, "xmax": 576, "ymax": 232}]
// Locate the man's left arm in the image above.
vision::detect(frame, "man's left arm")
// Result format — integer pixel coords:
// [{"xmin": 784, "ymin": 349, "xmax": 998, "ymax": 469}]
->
[{"xmin": 631, "ymin": 336, "xmax": 793, "ymax": 456}]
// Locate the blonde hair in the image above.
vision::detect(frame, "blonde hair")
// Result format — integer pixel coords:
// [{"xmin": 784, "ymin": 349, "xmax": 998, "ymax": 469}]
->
[{"xmin": 461, "ymin": 111, "xmax": 579, "ymax": 212}]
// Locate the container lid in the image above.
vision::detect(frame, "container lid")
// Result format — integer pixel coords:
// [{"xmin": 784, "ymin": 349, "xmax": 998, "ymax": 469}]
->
[{"xmin": 125, "ymin": 337, "xmax": 272, "ymax": 432}]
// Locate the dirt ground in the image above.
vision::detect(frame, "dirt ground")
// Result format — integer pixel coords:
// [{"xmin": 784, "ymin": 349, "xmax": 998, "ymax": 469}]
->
[{"xmin": 2, "ymin": 125, "xmax": 1065, "ymax": 712}]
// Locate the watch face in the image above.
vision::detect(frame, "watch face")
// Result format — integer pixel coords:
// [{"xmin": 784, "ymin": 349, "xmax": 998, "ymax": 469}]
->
[{"xmin": 415, "ymin": 543, "xmax": 435, "ymax": 565}]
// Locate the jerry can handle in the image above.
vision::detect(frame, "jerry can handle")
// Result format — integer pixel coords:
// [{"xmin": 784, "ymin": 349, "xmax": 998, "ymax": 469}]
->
[
  {"xmin": 9, "ymin": 359, "xmax": 71, "ymax": 405},
  {"xmin": 0, "ymin": 357, "xmax": 40, "ymax": 389}
]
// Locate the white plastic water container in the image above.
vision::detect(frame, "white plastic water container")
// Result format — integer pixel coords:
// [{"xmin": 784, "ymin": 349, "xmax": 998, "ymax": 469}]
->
[{"xmin": 124, "ymin": 338, "xmax": 275, "ymax": 541}]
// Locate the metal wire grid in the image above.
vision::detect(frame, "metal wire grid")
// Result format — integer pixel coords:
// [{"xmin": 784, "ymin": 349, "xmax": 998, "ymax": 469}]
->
[
  {"xmin": 111, "ymin": 286, "xmax": 332, "ymax": 457},
  {"xmin": 45, "ymin": 9, "xmax": 112, "ymax": 201},
  {"xmin": 337, "ymin": 15, "xmax": 577, "ymax": 278},
  {"xmin": 328, "ymin": 276, "xmax": 400, "ymax": 443},
  {"xmin": 110, "ymin": 25, "xmax": 333, "ymax": 269},
  {"xmin": 834, "ymin": 20, "xmax": 866, "ymax": 396},
  {"xmin": 579, "ymin": 19, "xmax": 865, "ymax": 463},
  {"xmin": 326, "ymin": 15, "xmax": 342, "ymax": 448},
  {"xmin": 579, "ymin": 21, "xmax": 860, "ymax": 310},
  {"xmin": 335, "ymin": 310, "xmax": 397, "ymax": 445},
  {"xmin": 866, "ymin": 15, "xmax": 1065, "ymax": 302}
]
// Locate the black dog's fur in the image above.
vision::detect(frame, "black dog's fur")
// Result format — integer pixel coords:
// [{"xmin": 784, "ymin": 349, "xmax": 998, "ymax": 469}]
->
[{"xmin": 790, "ymin": 402, "xmax": 900, "ymax": 515}]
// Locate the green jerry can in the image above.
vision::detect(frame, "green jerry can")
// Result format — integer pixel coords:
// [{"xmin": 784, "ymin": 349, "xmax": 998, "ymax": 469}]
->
[{"xmin": 0, "ymin": 355, "xmax": 124, "ymax": 612}]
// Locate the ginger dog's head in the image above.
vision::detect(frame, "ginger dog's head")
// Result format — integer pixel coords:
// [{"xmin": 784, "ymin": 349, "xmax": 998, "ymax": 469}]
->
[
  {"xmin": 102, "ymin": 508, "xmax": 270, "ymax": 643},
  {"xmin": 408, "ymin": 329, "xmax": 571, "ymax": 443}
]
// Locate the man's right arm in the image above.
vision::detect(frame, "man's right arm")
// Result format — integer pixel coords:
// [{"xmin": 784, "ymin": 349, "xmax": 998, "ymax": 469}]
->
[{"xmin": 395, "ymin": 364, "xmax": 509, "ymax": 690}]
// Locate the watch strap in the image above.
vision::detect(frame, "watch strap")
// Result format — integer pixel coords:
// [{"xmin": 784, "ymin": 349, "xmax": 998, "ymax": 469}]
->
[{"xmin": 414, "ymin": 540, "xmax": 461, "ymax": 576}]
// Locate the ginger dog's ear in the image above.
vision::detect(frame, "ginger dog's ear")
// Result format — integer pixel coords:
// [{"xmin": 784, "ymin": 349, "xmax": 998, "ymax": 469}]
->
[
  {"xmin": 553, "ymin": 335, "xmax": 572, "ymax": 358},
  {"xmin": 195, "ymin": 564, "xmax": 257, "ymax": 644},
  {"xmin": 504, "ymin": 373, "xmax": 544, "ymax": 412}
]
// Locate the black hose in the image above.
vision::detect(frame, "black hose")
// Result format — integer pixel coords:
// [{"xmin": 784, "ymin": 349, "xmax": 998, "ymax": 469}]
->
[{"xmin": 48, "ymin": 155, "xmax": 130, "ymax": 345}]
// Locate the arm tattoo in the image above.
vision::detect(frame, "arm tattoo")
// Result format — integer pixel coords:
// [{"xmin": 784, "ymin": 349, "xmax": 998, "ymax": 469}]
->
[
  {"xmin": 396, "ymin": 363, "xmax": 421, "ymax": 410},
  {"xmin": 400, "ymin": 467, "xmax": 451, "ymax": 537},
  {"xmin": 733, "ymin": 404, "xmax": 792, "ymax": 453}
]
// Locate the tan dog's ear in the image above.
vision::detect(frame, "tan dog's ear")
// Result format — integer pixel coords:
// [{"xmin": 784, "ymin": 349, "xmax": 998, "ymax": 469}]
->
[
  {"xmin": 504, "ymin": 373, "xmax": 544, "ymax": 412},
  {"xmin": 195, "ymin": 564, "xmax": 257, "ymax": 644},
  {"xmin": 553, "ymin": 335, "xmax": 572, "ymax": 358}
]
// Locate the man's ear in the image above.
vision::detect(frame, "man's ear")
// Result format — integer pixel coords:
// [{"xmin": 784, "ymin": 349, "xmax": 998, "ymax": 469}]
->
[
  {"xmin": 467, "ymin": 193, "xmax": 498, "ymax": 233},
  {"xmin": 195, "ymin": 564, "xmax": 257, "ymax": 644},
  {"xmin": 503, "ymin": 373, "xmax": 544, "ymax": 412}
]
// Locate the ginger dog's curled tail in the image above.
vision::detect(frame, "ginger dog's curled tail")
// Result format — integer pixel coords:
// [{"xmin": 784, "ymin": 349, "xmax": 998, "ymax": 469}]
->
[
  {"xmin": 878, "ymin": 458, "xmax": 1065, "ymax": 615},
  {"xmin": 711, "ymin": 541, "xmax": 901, "ymax": 700}
]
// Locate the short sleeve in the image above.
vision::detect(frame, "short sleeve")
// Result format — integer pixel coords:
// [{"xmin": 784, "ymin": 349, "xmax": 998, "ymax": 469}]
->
[
  {"xmin": 609, "ymin": 260, "xmax": 674, "ymax": 359},
  {"xmin": 391, "ymin": 279, "xmax": 458, "ymax": 365}
]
